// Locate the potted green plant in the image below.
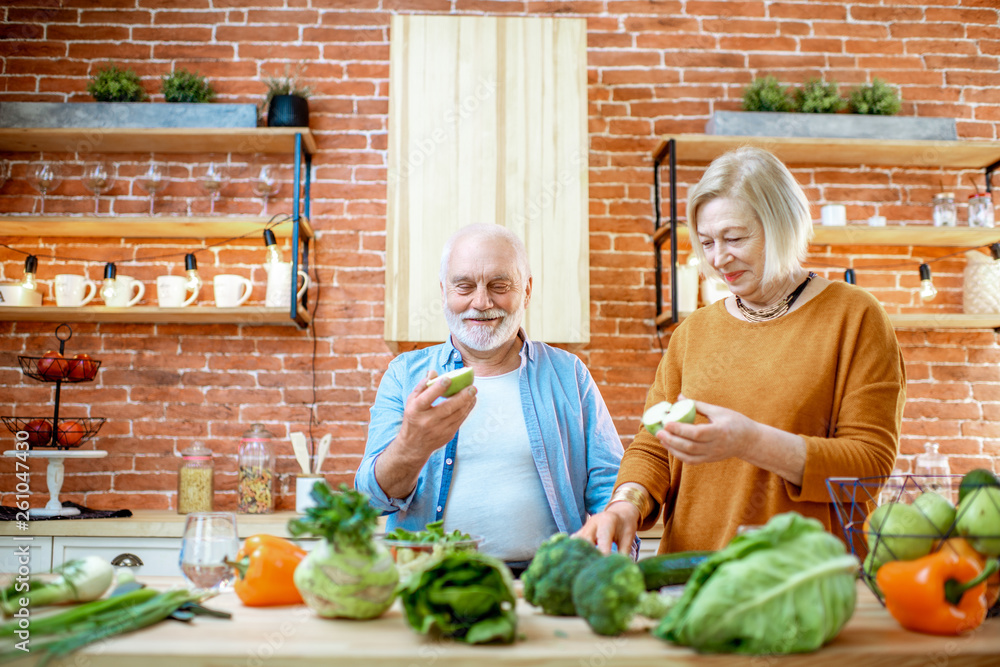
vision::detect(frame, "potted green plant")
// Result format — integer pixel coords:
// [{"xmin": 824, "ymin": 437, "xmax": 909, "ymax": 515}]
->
[
  {"xmin": 793, "ymin": 78, "xmax": 846, "ymax": 114},
  {"xmin": 87, "ymin": 62, "xmax": 148, "ymax": 103},
  {"xmin": 262, "ymin": 63, "xmax": 312, "ymax": 127},
  {"xmin": 848, "ymin": 78, "xmax": 902, "ymax": 116},
  {"xmin": 741, "ymin": 76, "xmax": 794, "ymax": 112},
  {"xmin": 161, "ymin": 68, "xmax": 216, "ymax": 104}
]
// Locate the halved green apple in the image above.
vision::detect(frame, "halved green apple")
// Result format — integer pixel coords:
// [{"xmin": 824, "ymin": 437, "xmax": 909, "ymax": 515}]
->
[
  {"xmin": 641, "ymin": 398, "xmax": 697, "ymax": 435},
  {"xmin": 427, "ymin": 366, "xmax": 475, "ymax": 397}
]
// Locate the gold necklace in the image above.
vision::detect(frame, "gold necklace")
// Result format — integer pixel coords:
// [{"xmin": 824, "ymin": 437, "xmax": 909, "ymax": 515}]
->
[{"xmin": 735, "ymin": 272, "xmax": 815, "ymax": 322}]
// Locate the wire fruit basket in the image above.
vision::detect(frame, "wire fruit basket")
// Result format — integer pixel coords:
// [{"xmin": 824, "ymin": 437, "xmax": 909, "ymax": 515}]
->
[
  {"xmin": 827, "ymin": 475, "xmax": 1000, "ymax": 611},
  {"xmin": 19, "ymin": 355, "xmax": 101, "ymax": 383},
  {"xmin": 1, "ymin": 416, "xmax": 106, "ymax": 449}
]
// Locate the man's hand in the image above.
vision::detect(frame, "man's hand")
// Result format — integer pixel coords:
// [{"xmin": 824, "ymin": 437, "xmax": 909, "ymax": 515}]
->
[
  {"xmin": 573, "ymin": 502, "xmax": 640, "ymax": 556},
  {"xmin": 373, "ymin": 370, "xmax": 477, "ymax": 499}
]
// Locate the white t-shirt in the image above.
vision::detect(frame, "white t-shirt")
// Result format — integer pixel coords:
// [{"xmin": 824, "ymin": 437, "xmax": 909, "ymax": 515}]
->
[{"xmin": 442, "ymin": 369, "xmax": 558, "ymax": 561}]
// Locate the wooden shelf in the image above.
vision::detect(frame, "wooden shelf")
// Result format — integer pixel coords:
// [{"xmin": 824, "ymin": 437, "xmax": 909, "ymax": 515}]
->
[
  {"xmin": 654, "ymin": 134, "xmax": 1000, "ymax": 169},
  {"xmin": 0, "ymin": 306, "xmax": 311, "ymax": 326},
  {"xmin": 0, "ymin": 216, "xmax": 313, "ymax": 239},
  {"xmin": 0, "ymin": 127, "xmax": 317, "ymax": 155},
  {"xmin": 654, "ymin": 223, "xmax": 1000, "ymax": 247},
  {"xmin": 654, "ymin": 310, "xmax": 1000, "ymax": 330}
]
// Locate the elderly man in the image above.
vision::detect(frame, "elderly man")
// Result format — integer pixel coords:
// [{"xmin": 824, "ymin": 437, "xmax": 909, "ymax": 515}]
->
[{"xmin": 356, "ymin": 224, "xmax": 622, "ymax": 569}]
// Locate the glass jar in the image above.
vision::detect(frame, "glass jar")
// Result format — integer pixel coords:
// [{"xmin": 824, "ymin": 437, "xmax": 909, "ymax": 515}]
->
[
  {"xmin": 238, "ymin": 423, "xmax": 276, "ymax": 514},
  {"xmin": 968, "ymin": 193, "xmax": 995, "ymax": 228},
  {"xmin": 932, "ymin": 192, "xmax": 956, "ymax": 227},
  {"xmin": 914, "ymin": 442, "xmax": 952, "ymax": 503},
  {"xmin": 177, "ymin": 442, "xmax": 214, "ymax": 514}
]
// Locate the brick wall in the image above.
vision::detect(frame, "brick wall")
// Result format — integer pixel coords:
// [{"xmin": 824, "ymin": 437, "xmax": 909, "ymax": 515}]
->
[{"xmin": 1, "ymin": 0, "xmax": 999, "ymax": 511}]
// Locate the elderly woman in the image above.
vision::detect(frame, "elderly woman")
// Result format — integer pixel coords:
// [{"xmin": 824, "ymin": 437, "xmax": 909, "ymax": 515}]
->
[{"xmin": 578, "ymin": 146, "xmax": 906, "ymax": 555}]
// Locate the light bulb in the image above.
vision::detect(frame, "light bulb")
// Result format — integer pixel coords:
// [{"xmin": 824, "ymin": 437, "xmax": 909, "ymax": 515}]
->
[
  {"xmin": 21, "ymin": 255, "xmax": 38, "ymax": 292},
  {"xmin": 263, "ymin": 229, "xmax": 282, "ymax": 265},
  {"xmin": 101, "ymin": 262, "xmax": 118, "ymax": 303},
  {"xmin": 918, "ymin": 263, "xmax": 937, "ymax": 301},
  {"xmin": 184, "ymin": 253, "xmax": 203, "ymax": 293},
  {"xmin": 686, "ymin": 253, "xmax": 700, "ymax": 268}
]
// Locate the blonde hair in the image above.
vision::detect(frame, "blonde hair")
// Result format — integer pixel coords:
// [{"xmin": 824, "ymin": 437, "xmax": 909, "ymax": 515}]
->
[{"xmin": 687, "ymin": 146, "xmax": 813, "ymax": 289}]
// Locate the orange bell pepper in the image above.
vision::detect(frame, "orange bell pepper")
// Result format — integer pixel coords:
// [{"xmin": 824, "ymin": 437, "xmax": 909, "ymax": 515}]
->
[
  {"xmin": 876, "ymin": 541, "xmax": 999, "ymax": 635},
  {"xmin": 228, "ymin": 534, "xmax": 307, "ymax": 607},
  {"xmin": 940, "ymin": 537, "xmax": 1000, "ymax": 608}
]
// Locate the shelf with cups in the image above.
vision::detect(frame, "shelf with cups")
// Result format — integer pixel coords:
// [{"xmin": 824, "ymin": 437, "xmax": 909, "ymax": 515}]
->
[
  {"xmin": 652, "ymin": 134, "xmax": 1000, "ymax": 330},
  {"xmin": 0, "ymin": 127, "xmax": 315, "ymax": 329}
]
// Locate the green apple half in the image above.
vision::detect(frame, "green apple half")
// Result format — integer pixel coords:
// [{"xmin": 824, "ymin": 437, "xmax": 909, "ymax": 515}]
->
[
  {"xmin": 641, "ymin": 399, "xmax": 697, "ymax": 435},
  {"xmin": 427, "ymin": 366, "xmax": 475, "ymax": 397}
]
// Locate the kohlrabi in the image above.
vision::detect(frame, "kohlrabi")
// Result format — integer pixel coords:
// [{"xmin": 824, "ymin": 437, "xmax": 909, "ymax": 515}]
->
[{"xmin": 287, "ymin": 482, "xmax": 398, "ymax": 619}]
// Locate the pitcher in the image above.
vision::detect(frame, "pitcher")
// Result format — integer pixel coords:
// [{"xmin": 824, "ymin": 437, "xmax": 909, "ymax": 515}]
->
[{"xmin": 264, "ymin": 261, "xmax": 309, "ymax": 308}]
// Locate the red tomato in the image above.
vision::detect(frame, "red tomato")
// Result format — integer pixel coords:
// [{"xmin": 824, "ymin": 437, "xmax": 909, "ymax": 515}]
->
[
  {"xmin": 56, "ymin": 420, "xmax": 86, "ymax": 447},
  {"xmin": 68, "ymin": 353, "xmax": 97, "ymax": 381},
  {"xmin": 36, "ymin": 351, "xmax": 68, "ymax": 381},
  {"xmin": 25, "ymin": 419, "xmax": 53, "ymax": 447}
]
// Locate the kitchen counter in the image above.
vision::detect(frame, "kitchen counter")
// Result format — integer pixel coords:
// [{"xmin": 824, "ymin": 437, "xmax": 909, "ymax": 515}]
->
[{"xmin": 5, "ymin": 579, "xmax": 998, "ymax": 666}]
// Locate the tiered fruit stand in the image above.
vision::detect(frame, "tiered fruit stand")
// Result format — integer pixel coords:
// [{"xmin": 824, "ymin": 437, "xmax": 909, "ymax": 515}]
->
[{"xmin": 2, "ymin": 324, "xmax": 107, "ymax": 516}]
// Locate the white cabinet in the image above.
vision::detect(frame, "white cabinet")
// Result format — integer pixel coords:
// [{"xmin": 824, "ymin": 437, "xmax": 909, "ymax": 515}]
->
[
  {"xmin": 0, "ymin": 536, "xmax": 52, "ymax": 575},
  {"xmin": 52, "ymin": 537, "xmax": 182, "ymax": 577}
]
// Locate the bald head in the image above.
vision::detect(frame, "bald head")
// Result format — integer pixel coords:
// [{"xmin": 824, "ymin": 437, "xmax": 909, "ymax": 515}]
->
[{"xmin": 439, "ymin": 224, "xmax": 531, "ymax": 286}]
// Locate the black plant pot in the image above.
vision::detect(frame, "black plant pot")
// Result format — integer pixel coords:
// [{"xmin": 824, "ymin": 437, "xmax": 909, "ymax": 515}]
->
[{"xmin": 267, "ymin": 94, "xmax": 309, "ymax": 127}]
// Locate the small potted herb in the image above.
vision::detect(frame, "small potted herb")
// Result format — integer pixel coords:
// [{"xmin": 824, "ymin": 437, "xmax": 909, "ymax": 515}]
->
[
  {"xmin": 261, "ymin": 63, "xmax": 312, "ymax": 127},
  {"xmin": 741, "ymin": 76, "xmax": 794, "ymax": 113},
  {"xmin": 848, "ymin": 78, "xmax": 902, "ymax": 116},
  {"xmin": 793, "ymin": 78, "xmax": 846, "ymax": 114},
  {"xmin": 87, "ymin": 62, "xmax": 148, "ymax": 103},
  {"xmin": 161, "ymin": 68, "xmax": 216, "ymax": 104}
]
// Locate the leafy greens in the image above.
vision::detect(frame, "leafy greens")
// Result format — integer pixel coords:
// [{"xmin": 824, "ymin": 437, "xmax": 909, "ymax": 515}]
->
[{"xmin": 654, "ymin": 512, "xmax": 858, "ymax": 655}]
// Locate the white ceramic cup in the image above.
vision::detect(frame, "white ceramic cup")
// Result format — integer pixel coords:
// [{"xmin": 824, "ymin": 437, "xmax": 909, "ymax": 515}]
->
[
  {"xmin": 102, "ymin": 275, "xmax": 145, "ymax": 307},
  {"xmin": 821, "ymin": 204, "xmax": 847, "ymax": 226},
  {"xmin": 213, "ymin": 274, "xmax": 253, "ymax": 308},
  {"xmin": 54, "ymin": 274, "xmax": 97, "ymax": 307},
  {"xmin": 157, "ymin": 275, "xmax": 198, "ymax": 308},
  {"xmin": 867, "ymin": 215, "xmax": 887, "ymax": 227},
  {"xmin": 264, "ymin": 262, "xmax": 309, "ymax": 308},
  {"xmin": 295, "ymin": 475, "xmax": 323, "ymax": 513}
]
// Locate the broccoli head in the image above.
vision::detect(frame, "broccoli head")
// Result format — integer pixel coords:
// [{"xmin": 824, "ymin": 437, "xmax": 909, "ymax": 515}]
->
[
  {"xmin": 522, "ymin": 533, "xmax": 602, "ymax": 616},
  {"xmin": 571, "ymin": 553, "xmax": 646, "ymax": 636}
]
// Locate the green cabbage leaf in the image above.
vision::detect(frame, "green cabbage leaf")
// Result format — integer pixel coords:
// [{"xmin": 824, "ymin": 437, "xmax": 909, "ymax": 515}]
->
[{"xmin": 654, "ymin": 512, "xmax": 858, "ymax": 655}]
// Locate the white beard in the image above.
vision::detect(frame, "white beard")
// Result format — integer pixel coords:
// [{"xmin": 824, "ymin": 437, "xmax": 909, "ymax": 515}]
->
[{"xmin": 444, "ymin": 302, "xmax": 524, "ymax": 352}]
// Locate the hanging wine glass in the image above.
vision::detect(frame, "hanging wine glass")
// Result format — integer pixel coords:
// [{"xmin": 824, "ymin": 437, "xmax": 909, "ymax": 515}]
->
[
  {"xmin": 136, "ymin": 160, "xmax": 167, "ymax": 215},
  {"xmin": 82, "ymin": 161, "xmax": 117, "ymax": 215},
  {"xmin": 199, "ymin": 162, "xmax": 226, "ymax": 215},
  {"xmin": 28, "ymin": 162, "xmax": 63, "ymax": 214},
  {"xmin": 252, "ymin": 164, "xmax": 281, "ymax": 216}
]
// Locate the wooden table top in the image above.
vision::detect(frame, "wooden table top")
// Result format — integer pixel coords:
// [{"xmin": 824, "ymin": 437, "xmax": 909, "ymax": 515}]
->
[{"xmin": 6, "ymin": 579, "xmax": 999, "ymax": 666}]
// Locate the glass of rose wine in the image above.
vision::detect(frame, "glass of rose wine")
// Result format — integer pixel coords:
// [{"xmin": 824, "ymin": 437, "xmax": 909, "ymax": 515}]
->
[{"xmin": 178, "ymin": 512, "xmax": 240, "ymax": 591}]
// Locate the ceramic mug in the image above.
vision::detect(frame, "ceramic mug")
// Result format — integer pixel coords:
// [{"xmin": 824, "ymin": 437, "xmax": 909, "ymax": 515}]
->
[
  {"xmin": 54, "ymin": 274, "xmax": 97, "ymax": 307},
  {"xmin": 102, "ymin": 275, "xmax": 145, "ymax": 307},
  {"xmin": 213, "ymin": 274, "xmax": 252, "ymax": 308},
  {"xmin": 264, "ymin": 262, "xmax": 309, "ymax": 308},
  {"xmin": 821, "ymin": 204, "xmax": 847, "ymax": 226},
  {"xmin": 295, "ymin": 475, "xmax": 323, "ymax": 513},
  {"xmin": 157, "ymin": 275, "xmax": 199, "ymax": 308}
]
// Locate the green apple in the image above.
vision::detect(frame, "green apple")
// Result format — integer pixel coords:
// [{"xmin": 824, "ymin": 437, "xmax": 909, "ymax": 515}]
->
[
  {"xmin": 869, "ymin": 502, "xmax": 936, "ymax": 562},
  {"xmin": 956, "ymin": 486, "xmax": 1000, "ymax": 557},
  {"xmin": 958, "ymin": 468, "xmax": 1000, "ymax": 504},
  {"xmin": 641, "ymin": 399, "xmax": 697, "ymax": 435},
  {"xmin": 427, "ymin": 366, "xmax": 475, "ymax": 397},
  {"xmin": 912, "ymin": 491, "xmax": 957, "ymax": 537}
]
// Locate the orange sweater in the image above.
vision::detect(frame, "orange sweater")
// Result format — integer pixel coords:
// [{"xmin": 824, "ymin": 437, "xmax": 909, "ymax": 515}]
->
[{"xmin": 618, "ymin": 282, "xmax": 906, "ymax": 553}]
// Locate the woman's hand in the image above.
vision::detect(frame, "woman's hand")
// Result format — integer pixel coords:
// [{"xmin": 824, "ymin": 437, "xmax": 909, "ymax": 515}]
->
[
  {"xmin": 658, "ymin": 396, "xmax": 806, "ymax": 485},
  {"xmin": 655, "ymin": 396, "xmax": 758, "ymax": 465},
  {"xmin": 573, "ymin": 502, "xmax": 641, "ymax": 555}
]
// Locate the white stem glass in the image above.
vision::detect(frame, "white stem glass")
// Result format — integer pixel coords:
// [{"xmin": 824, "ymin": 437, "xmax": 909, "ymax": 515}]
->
[
  {"xmin": 199, "ymin": 162, "xmax": 226, "ymax": 215},
  {"xmin": 137, "ymin": 161, "xmax": 167, "ymax": 215},
  {"xmin": 252, "ymin": 164, "xmax": 281, "ymax": 216},
  {"xmin": 82, "ymin": 161, "xmax": 117, "ymax": 215},
  {"xmin": 29, "ymin": 162, "xmax": 63, "ymax": 215}
]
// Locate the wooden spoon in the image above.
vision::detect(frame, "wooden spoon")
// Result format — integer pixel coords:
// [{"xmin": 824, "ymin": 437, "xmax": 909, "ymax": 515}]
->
[{"xmin": 314, "ymin": 434, "xmax": 331, "ymax": 475}]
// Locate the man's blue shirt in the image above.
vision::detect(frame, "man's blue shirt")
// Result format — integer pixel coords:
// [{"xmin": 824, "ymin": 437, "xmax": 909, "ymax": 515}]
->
[{"xmin": 356, "ymin": 331, "xmax": 623, "ymax": 535}]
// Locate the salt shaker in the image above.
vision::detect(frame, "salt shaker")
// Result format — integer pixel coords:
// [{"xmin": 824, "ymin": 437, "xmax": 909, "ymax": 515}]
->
[
  {"xmin": 238, "ymin": 423, "xmax": 276, "ymax": 514},
  {"xmin": 968, "ymin": 193, "xmax": 995, "ymax": 228},
  {"xmin": 932, "ymin": 192, "xmax": 957, "ymax": 227}
]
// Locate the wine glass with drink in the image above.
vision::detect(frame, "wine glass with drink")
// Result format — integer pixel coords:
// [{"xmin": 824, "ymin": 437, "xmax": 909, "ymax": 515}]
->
[{"xmin": 178, "ymin": 512, "xmax": 240, "ymax": 591}]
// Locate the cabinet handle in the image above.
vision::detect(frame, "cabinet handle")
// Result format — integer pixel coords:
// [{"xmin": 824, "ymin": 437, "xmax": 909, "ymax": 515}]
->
[{"xmin": 111, "ymin": 553, "xmax": 144, "ymax": 568}]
